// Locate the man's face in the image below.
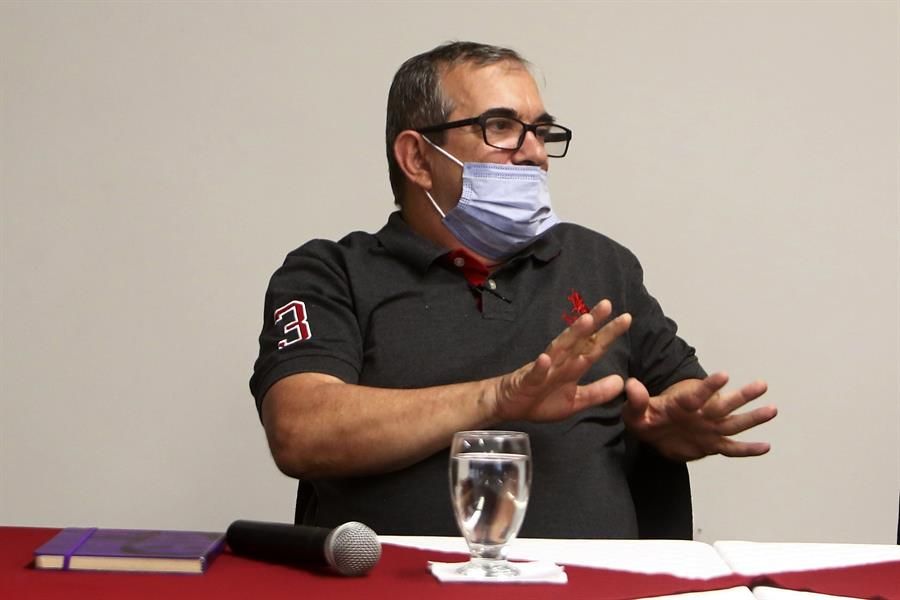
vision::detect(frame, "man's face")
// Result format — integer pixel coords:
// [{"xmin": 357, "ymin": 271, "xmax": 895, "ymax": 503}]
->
[{"xmin": 427, "ymin": 60, "xmax": 552, "ymax": 212}]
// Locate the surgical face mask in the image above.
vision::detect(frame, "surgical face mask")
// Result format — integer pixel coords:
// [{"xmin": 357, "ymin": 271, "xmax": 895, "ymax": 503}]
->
[{"xmin": 423, "ymin": 137, "xmax": 559, "ymax": 261}]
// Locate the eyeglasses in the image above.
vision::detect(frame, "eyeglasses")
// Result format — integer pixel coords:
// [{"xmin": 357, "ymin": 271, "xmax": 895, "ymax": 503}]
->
[{"xmin": 416, "ymin": 112, "xmax": 573, "ymax": 157}]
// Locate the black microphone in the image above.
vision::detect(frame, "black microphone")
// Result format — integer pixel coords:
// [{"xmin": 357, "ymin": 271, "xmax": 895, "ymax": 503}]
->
[{"xmin": 226, "ymin": 520, "xmax": 381, "ymax": 576}]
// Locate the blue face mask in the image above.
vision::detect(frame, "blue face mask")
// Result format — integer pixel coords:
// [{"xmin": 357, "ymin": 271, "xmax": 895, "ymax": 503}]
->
[{"xmin": 422, "ymin": 138, "xmax": 560, "ymax": 261}]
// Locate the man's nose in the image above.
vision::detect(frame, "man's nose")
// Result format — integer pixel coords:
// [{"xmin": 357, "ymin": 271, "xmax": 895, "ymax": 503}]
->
[{"xmin": 512, "ymin": 130, "xmax": 549, "ymax": 169}]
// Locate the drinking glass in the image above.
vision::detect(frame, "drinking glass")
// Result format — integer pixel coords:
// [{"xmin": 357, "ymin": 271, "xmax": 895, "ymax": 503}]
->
[{"xmin": 448, "ymin": 430, "xmax": 532, "ymax": 577}]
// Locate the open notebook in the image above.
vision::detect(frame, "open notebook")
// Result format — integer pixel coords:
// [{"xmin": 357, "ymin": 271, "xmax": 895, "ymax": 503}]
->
[
  {"xmin": 382, "ymin": 534, "xmax": 900, "ymax": 600},
  {"xmin": 381, "ymin": 535, "xmax": 900, "ymax": 579}
]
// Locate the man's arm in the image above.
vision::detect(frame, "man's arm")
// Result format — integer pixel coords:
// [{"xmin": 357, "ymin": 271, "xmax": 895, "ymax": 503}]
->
[
  {"xmin": 623, "ymin": 373, "xmax": 777, "ymax": 461},
  {"xmin": 262, "ymin": 300, "xmax": 631, "ymax": 479}
]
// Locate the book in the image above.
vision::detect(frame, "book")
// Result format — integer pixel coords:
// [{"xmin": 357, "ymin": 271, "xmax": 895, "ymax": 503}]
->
[
  {"xmin": 33, "ymin": 527, "xmax": 225, "ymax": 574},
  {"xmin": 380, "ymin": 535, "xmax": 900, "ymax": 598},
  {"xmin": 712, "ymin": 540, "xmax": 900, "ymax": 575}
]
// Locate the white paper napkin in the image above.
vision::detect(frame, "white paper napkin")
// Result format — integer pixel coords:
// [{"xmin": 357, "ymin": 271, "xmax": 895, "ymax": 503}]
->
[{"xmin": 428, "ymin": 560, "xmax": 567, "ymax": 584}]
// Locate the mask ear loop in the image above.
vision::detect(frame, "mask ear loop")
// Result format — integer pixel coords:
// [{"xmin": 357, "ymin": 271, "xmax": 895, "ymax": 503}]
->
[
  {"xmin": 421, "ymin": 135, "xmax": 465, "ymax": 168},
  {"xmin": 420, "ymin": 135, "xmax": 465, "ymax": 219},
  {"xmin": 424, "ymin": 190, "xmax": 446, "ymax": 218}
]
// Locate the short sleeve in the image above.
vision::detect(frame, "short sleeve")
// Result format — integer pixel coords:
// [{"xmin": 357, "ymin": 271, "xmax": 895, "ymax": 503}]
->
[
  {"xmin": 249, "ymin": 240, "xmax": 363, "ymax": 415},
  {"xmin": 622, "ymin": 250, "xmax": 706, "ymax": 395}
]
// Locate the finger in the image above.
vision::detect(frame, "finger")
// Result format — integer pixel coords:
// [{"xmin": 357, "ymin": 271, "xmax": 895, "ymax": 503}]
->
[
  {"xmin": 573, "ymin": 374, "xmax": 625, "ymax": 409},
  {"xmin": 588, "ymin": 299, "xmax": 614, "ymax": 325},
  {"xmin": 702, "ymin": 380, "xmax": 768, "ymax": 419},
  {"xmin": 519, "ymin": 353, "xmax": 552, "ymax": 388},
  {"xmin": 717, "ymin": 439, "xmax": 772, "ymax": 458},
  {"xmin": 580, "ymin": 313, "xmax": 632, "ymax": 362},
  {"xmin": 547, "ymin": 301, "xmax": 610, "ymax": 356},
  {"xmin": 714, "ymin": 405, "xmax": 778, "ymax": 436},
  {"xmin": 675, "ymin": 372, "xmax": 730, "ymax": 412},
  {"xmin": 622, "ymin": 377, "xmax": 650, "ymax": 424},
  {"xmin": 545, "ymin": 314, "xmax": 594, "ymax": 361}
]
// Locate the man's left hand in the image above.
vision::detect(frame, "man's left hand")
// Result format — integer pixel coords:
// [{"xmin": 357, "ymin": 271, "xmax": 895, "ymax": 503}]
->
[{"xmin": 623, "ymin": 373, "xmax": 777, "ymax": 461}]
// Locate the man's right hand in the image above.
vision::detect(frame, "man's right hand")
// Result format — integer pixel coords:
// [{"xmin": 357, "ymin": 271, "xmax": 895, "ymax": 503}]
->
[{"xmin": 491, "ymin": 299, "xmax": 632, "ymax": 422}]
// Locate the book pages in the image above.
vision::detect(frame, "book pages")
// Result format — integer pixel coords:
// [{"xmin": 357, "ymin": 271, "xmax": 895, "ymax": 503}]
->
[
  {"xmin": 380, "ymin": 536, "xmax": 734, "ymax": 579},
  {"xmin": 752, "ymin": 585, "xmax": 863, "ymax": 600},
  {"xmin": 713, "ymin": 541, "xmax": 900, "ymax": 575},
  {"xmin": 652, "ymin": 587, "xmax": 757, "ymax": 600}
]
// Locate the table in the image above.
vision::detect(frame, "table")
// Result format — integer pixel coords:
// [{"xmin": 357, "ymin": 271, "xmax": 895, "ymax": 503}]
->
[{"xmin": 2, "ymin": 527, "xmax": 898, "ymax": 600}]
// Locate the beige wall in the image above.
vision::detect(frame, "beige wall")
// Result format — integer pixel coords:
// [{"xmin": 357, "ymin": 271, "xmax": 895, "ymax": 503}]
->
[{"xmin": 1, "ymin": 1, "xmax": 897, "ymax": 543}]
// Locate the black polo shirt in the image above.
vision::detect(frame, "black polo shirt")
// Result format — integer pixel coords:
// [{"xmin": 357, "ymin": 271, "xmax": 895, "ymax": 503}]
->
[{"xmin": 250, "ymin": 211, "xmax": 704, "ymax": 538}]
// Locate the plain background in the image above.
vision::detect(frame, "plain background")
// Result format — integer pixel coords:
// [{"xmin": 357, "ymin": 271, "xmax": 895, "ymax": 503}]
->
[{"xmin": 2, "ymin": 0, "xmax": 898, "ymax": 544}]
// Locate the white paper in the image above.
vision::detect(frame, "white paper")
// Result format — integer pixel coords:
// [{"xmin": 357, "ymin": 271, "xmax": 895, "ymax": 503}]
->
[
  {"xmin": 713, "ymin": 541, "xmax": 900, "ymax": 576},
  {"xmin": 381, "ymin": 536, "xmax": 733, "ymax": 579},
  {"xmin": 506, "ymin": 538, "xmax": 734, "ymax": 579},
  {"xmin": 646, "ymin": 587, "xmax": 758, "ymax": 600},
  {"xmin": 752, "ymin": 586, "xmax": 863, "ymax": 600},
  {"xmin": 428, "ymin": 560, "xmax": 567, "ymax": 584}
]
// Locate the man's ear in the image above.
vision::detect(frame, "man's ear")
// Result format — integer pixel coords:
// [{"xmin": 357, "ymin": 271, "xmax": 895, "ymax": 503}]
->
[{"xmin": 393, "ymin": 131, "xmax": 433, "ymax": 191}]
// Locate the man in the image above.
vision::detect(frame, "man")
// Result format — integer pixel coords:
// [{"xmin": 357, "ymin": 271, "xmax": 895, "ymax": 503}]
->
[{"xmin": 250, "ymin": 42, "xmax": 777, "ymax": 539}]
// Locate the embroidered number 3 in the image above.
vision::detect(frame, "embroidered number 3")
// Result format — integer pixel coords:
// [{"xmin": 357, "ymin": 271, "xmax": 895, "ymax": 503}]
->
[{"xmin": 274, "ymin": 300, "xmax": 312, "ymax": 349}]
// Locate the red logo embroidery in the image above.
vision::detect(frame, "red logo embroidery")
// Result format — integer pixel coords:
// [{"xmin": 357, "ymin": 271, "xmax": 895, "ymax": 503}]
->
[
  {"xmin": 562, "ymin": 289, "xmax": 590, "ymax": 325},
  {"xmin": 274, "ymin": 300, "xmax": 312, "ymax": 349}
]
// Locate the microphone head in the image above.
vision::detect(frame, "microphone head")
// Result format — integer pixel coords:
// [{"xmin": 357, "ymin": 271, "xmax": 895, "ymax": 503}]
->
[{"xmin": 323, "ymin": 521, "xmax": 381, "ymax": 576}]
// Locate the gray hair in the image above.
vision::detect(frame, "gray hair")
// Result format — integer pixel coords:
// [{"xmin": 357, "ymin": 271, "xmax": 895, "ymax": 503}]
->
[{"xmin": 385, "ymin": 41, "xmax": 529, "ymax": 205}]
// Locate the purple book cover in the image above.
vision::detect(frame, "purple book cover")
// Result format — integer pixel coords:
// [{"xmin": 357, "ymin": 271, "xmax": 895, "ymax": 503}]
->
[{"xmin": 34, "ymin": 528, "xmax": 225, "ymax": 572}]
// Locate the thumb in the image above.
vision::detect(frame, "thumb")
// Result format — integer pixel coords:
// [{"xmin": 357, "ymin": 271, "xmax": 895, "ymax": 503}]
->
[{"xmin": 623, "ymin": 377, "xmax": 650, "ymax": 425}]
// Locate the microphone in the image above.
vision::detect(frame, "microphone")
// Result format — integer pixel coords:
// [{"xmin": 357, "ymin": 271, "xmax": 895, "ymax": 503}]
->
[{"xmin": 226, "ymin": 520, "xmax": 381, "ymax": 576}]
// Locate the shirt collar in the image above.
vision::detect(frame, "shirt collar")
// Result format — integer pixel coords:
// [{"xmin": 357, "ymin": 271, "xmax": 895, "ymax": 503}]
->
[
  {"xmin": 374, "ymin": 212, "xmax": 447, "ymax": 274},
  {"xmin": 522, "ymin": 227, "xmax": 562, "ymax": 264},
  {"xmin": 374, "ymin": 211, "xmax": 563, "ymax": 273}
]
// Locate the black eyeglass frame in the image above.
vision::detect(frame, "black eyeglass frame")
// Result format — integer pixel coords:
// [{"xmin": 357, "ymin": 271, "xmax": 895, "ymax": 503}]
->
[{"xmin": 416, "ymin": 113, "xmax": 573, "ymax": 158}]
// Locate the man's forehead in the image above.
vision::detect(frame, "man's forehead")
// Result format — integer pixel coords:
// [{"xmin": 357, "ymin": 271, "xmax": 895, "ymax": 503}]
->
[{"xmin": 440, "ymin": 60, "xmax": 546, "ymax": 119}]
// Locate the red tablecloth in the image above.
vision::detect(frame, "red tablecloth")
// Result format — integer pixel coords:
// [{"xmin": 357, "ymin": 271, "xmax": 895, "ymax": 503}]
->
[{"xmin": 2, "ymin": 527, "xmax": 898, "ymax": 600}]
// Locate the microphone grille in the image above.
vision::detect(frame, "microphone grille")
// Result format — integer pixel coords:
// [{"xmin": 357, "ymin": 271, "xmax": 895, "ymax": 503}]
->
[{"xmin": 324, "ymin": 521, "xmax": 382, "ymax": 576}]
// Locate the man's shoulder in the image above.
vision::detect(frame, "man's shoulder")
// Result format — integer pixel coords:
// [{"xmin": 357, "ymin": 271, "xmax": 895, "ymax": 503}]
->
[
  {"xmin": 281, "ymin": 212, "xmax": 415, "ymax": 262},
  {"xmin": 550, "ymin": 221, "xmax": 638, "ymax": 262},
  {"xmin": 281, "ymin": 229, "xmax": 381, "ymax": 263}
]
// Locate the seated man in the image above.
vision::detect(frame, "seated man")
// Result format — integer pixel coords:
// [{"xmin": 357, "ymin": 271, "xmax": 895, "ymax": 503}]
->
[{"xmin": 249, "ymin": 41, "xmax": 777, "ymax": 538}]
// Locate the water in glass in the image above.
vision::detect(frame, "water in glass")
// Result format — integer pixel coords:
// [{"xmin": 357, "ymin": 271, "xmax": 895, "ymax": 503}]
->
[{"xmin": 449, "ymin": 431, "xmax": 531, "ymax": 577}]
